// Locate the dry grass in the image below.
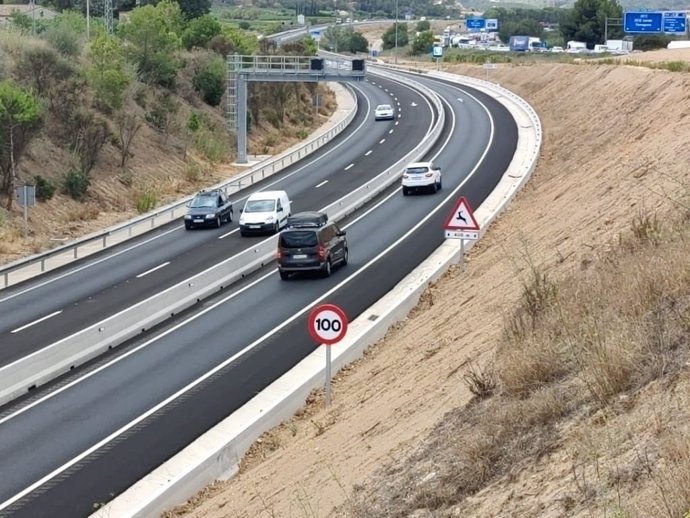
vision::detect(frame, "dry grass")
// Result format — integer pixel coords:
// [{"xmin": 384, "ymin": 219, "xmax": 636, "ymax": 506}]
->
[{"xmin": 343, "ymin": 207, "xmax": 690, "ymax": 517}]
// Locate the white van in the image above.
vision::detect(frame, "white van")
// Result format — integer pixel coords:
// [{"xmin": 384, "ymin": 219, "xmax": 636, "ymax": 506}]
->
[{"xmin": 239, "ymin": 190, "xmax": 291, "ymax": 236}]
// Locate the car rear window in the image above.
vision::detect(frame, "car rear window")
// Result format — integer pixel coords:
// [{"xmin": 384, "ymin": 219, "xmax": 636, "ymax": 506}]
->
[
  {"xmin": 406, "ymin": 167, "xmax": 429, "ymax": 174},
  {"xmin": 280, "ymin": 231, "xmax": 318, "ymax": 248}
]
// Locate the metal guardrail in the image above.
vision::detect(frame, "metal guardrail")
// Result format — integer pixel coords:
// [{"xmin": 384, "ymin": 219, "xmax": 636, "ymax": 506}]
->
[
  {"xmin": 0, "ymin": 73, "xmax": 445, "ymax": 407},
  {"xmin": 0, "ymin": 85, "xmax": 359, "ymax": 291}
]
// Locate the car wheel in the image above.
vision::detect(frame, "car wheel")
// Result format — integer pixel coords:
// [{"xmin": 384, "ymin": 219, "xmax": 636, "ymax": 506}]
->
[
  {"xmin": 185, "ymin": 222, "xmax": 192, "ymax": 230},
  {"xmin": 227, "ymin": 210, "xmax": 233, "ymax": 223},
  {"xmin": 240, "ymin": 229, "xmax": 247, "ymax": 237},
  {"xmin": 402, "ymin": 187, "xmax": 409, "ymax": 196},
  {"xmin": 274, "ymin": 222, "xmax": 280, "ymax": 234},
  {"xmin": 279, "ymin": 270, "xmax": 289, "ymax": 280},
  {"xmin": 430, "ymin": 183, "xmax": 437, "ymax": 194},
  {"xmin": 437, "ymin": 177, "xmax": 442, "ymax": 190},
  {"xmin": 322, "ymin": 259, "xmax": 332, "ymax": 278},
  {"xmin": 341, "ymin": 247, "xmax": 348, "ymax": 266},
  {"xmin": 215, "ymin": 216, "xmax": 221, "ymax": 228}
]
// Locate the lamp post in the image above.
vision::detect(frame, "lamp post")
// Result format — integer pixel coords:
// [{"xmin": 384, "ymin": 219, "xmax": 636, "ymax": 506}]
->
[{"xmin": 394, "ymin": 0, "xmax": 398, "ymax": 64}]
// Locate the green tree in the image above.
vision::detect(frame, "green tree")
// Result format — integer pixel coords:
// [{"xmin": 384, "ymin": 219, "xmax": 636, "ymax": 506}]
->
[
  {"xmin": 192, "ymin": 55, "xmax": 225, "ymax": 106},
  {"xmin": 178, "ymin": 0, "xmax": 212, "ymax": 20},
  {"xmin": 181, "ymin": 14, "xmax": 222, "ymax": 50},
  {"xmin": 382, "ymin": 22, "xmax": 408, "ymax": 49},
  {"xmin": 411, "ymin": 30, "xmax": 434, "ymax": 55},
  {"xmin": 349, "ymin": 31, "xmax": 369, "ymax": 53},
  {"xmin": 416, "ymin": 20, "xmax": 430, "ymax": 31},
  {"xmin": 87, "ymin": 32, "xmax": 131, "ymax": 111},
  {"xmin": 119, "ymin": 0, "xmax": 183, "ymax": 87},
  {"xmin": 0, "ymin": 81, "xmax": 42, "ymax": 209},
  {"xmin": 560, "ymin": 0, "xmax": 622, "ymax": 47}
]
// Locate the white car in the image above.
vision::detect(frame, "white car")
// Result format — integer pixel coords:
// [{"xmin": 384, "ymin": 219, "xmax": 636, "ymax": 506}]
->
[
  {"xmin": 550, "ymin": 46, "xmax": 564, "ymax": 53},
  {"xmin": 374, "ymin": 104, "xmax": 395, "ymax": 121},
  {"xmin": 402, "ymin": 161, "xmax": 442, "ymax": 195}
]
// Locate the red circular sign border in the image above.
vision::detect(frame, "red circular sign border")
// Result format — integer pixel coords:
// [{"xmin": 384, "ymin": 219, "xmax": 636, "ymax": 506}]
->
[{"xmin": 308, "ymin": 303, "xmax": 348, "ymax": 345}]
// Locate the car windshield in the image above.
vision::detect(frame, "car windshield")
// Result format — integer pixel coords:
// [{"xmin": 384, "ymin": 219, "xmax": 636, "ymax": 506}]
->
[
  {"xmin": 406, "ymin": 166, "xmax": 429, "ymax": 174},
  {"xmin": 280, "ymin": 231, "xmax": 318, "ymax": 248},
  {"xmin": 377, "ymin": 105, "xmax": 391, "ymax": 111},
  {"xmin": 245, "ymin": 199, "xmax": 275, "ymax": 212},
  {"xmin": 189, "ymin": 196, "xmax": 216, "ymax": 208}
]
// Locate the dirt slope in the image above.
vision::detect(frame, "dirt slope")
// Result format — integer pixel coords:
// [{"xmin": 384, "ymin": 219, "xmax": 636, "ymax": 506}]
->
[{"xmin": 165, "ymin": 54, "xmax": 690, "ymax": 517}]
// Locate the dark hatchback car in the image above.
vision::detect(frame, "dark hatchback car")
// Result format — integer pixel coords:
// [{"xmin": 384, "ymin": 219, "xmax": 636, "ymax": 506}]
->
[
  {"xmin": 184, "ymin": 190, "xmax": 233, "ymax": 230},
  {"xmin": 277, "ymin": 216, "xmax": 347, "ymax": 280}
]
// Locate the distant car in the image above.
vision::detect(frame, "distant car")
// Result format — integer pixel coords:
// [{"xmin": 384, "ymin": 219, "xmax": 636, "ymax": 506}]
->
[
  {"xmin": 277, "ymin": 219, "xmax": 348, "ymax": 279},
  {"xmin": 401, "ymin": 161, "xmax": 442, "ymax": 195},
  {"xmin": 184, "ymin": 189, "xmax": 233, "ymax": 230},
  {"xmin": 550, "ymin": 46, "xmax": 564, "ymax": 53},
  {"xmin": 374, "ymin": 104, "xmax": 395, "ymax": 121}
]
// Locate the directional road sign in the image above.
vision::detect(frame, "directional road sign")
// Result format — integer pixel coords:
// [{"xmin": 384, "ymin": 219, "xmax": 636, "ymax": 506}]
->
[
  {"xmin": 308, "ymin": 303, "xmax": 348, "ymax": 345},
  {"xmin": 432, "ymin": 45, "xmax": 443, "ymax": 58},
  {"xmin": 663, "ymin": 11, "xmax": 687, "ymax": 34},
  {"xmin": 466, "ymin": 17, "xmax": 485, "ymax": 32},
  {"xmin": 624, "ymin": 11, "xmax": 663, "ymax": 33},
  {"xmin": 485, "ymin": 19, "xmax": 498, "ymax": 30},
  {"xmin": 444, "ymin": 196, "xmax": 480, "ymax": 240}
]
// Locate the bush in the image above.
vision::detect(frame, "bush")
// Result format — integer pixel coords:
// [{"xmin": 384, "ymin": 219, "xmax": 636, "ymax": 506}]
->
[
  {"xmin": 238, "ymin": 21, "xmax": 251, "ymax": 30},
  {"xmin": 43, "ymin": 23, "xmax": 82, "ymax": 57},
  {"xmin": 192, "ymin": 55, "xmax": 225, "ymax": 106},
  {"xmin": 34, "ymin": 175, "xmax": 56, "ymax": 202},
  {"xmin": 135, "ymin": 190, "xmax": 157, "ymax": 213},
  {"xmin": 62, "ymin": 168, "xmax": 90, "ymax": 201}
]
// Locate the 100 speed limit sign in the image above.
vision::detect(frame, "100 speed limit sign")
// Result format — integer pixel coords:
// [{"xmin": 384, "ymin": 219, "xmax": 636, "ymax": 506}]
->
[{"xmin": 308, "ymin": 303, "xmax": 348, "ymax": 345}]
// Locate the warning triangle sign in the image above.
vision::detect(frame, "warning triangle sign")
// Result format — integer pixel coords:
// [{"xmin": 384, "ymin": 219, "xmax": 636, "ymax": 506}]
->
[{"xmin": 444, "ymin": 197, "xmax": 480, "ymax": 231}]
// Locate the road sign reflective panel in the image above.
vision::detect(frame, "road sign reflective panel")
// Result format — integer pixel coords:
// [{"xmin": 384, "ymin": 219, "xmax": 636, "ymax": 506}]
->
[
  {"xmin": 308, "ymin": 304, "xmax": 348, "ymax": 345},
  {"xmin": 466, "ymin": 17, "xmax": 485, "ymax": 30},
  {"xmin": 432, "ymin": 46, "xmax": 443, "ymax": 57},
  {"xmin": 485, "ymin": 19, "xmax": 498, "ymax": 30},
  {"xmin": 624, "ymin": 11, "xmax": 663, "ymax": 33},
  {"xmin": 444, "ymin": 197, "xmax": 480, "ymax": 231},
  {"xmin": 663, "ymin": 11, "xmax": 686, "ymax": 33}
]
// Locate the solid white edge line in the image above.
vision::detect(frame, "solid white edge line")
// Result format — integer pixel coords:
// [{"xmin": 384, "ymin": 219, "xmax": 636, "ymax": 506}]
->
[
  {"xmin": 135, "ymin": 262, "xmax": 171, "ymax": 279},
  {"xmin": 0, "ymin": 75, "xmax": 447, "ymax": 511},
  {"xmin": 315, "ymin": 180, "xmax": 329, "ymax": 188},
  {"xmin": 10, "ymin": 311, "xmax": 63, "ymax": 334}
]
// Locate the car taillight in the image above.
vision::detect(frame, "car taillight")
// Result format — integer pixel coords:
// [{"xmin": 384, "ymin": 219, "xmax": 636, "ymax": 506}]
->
[
  {"xmin": 402, "ymin": 174, "xmax": 409, "ymax": 179},
  {"xmin": 318, "ymin": 245, "xmax": 326, "ymax": 259},
  {"xmin": 276, "ymin": 248, "xmax": 283, "ymax": 260},
  {"xmin": 425, "ymin": 172, "xmax": 433, "ymax": 177}
]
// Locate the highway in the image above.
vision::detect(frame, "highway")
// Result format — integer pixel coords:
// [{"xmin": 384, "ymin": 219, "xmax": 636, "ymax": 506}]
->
[
  {"xmin": 0, "ymin": 76, "xmax": 435, "ymax": 368},
  {"xmin": 0, "ymin": 70, "xmax": 517, "ymax": 517}
]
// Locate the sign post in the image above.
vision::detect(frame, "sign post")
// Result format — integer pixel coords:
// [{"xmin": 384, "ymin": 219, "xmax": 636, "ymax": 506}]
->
[
  {"xmin": 443, "ymin": 196, "xmax": 480, "ymax": 269},
  {"xmin": 15, "ymin": 185, "xmax": 36, "ymax": 237},
  {"xmin": 308, "ymin": 303, "xmax": 349, "ymax": 406}
]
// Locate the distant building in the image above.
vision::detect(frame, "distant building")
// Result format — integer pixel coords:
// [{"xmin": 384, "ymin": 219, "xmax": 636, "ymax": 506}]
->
[{"xmin": 0, "ymin": 4, "xmax": 58, "ymax": 26}]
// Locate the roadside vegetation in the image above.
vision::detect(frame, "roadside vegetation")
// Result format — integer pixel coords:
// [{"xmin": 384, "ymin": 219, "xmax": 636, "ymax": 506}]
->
[
  {"xmin": 342, "ymin": 201, "xmax": 690, "ymax": 516},
  {"xmin": 0, "ymin": 1, "xmax": 335, "ymax": 263}
]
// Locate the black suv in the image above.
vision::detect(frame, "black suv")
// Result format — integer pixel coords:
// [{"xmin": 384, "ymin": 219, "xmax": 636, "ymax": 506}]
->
[
  {"xmin": 277, "ymin": 213, "xmax": 347, "ymax": 279},
  {"xmin": 184, "ymin": 190, "xmax": 233, "ymax": 230}
]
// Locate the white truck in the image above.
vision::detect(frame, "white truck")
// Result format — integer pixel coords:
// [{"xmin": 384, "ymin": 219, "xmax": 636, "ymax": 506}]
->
[
  {"xmin": 566, "ymin": 40, "xmax": 587, "ymax": 53},
  {"xmin": 605, "ymin": 39, "xmax": 633, "ymax": 54}
]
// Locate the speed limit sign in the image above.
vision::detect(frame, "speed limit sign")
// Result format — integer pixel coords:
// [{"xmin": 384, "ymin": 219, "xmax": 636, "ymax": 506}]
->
[{"xmin": 308, "ymin": 303, "xmax": 348, "ymax": 345}]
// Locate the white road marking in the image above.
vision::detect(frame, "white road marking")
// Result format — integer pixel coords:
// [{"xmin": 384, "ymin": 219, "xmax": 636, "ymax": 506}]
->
[
  {"xmin": 410, "ymin": 101, "xmax": 417, "ymax": 106},
  {"xmin": 379, "ymin": 138, "xmax": 386, "ymax": 144},
  {"xmin": 395, "ymin": 121, "xmax": 399, "ymax": 126},
  {"xmin": 315, "ymin": 180, "xmax": 329, "ymax": 188},
  {"xmin": 344, "ymin": 164, "xmax": 354, "ymax": 171},
  {"xmin": 218, "ymin": 228, "xmax": 238, "ymax": 239},
  {"xmin": 365, "ymin": 150, "xmax": 372, "ymax": 156},
  {"xmin": 11, "ymin": 311, "xmax": 63, "ymax": 334},
  {"xmin": 135, "ymin": 262, "xmax": 170, "ymax": 279},
  {"xmin": 398, "ymin": 114, "xmax": 402, "ymax": 118},
  {"xmin": 389, "ymin": 129, "xmax": 394, "ymax": 134},
  {"xmin": 458, "ymin": 98, "xmax": 464, "ymax": 102}
]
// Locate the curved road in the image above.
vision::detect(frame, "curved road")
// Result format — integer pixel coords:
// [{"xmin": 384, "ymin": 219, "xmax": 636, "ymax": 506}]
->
[{"xmin": 0, "ymin": 71, "xmax": 517, "ymax": 517}]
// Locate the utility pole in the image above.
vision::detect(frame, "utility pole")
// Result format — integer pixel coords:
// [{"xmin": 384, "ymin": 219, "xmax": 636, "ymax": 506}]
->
[
  {"xmin": 394, "ymin": 0, "xmax": 398, "ymax": 64},
  {"xmin": 86, "ymin": 0, "xmax": 90, "ymax": 40}
]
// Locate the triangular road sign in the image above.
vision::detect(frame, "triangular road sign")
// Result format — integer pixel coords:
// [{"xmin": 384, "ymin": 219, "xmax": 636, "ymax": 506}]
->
[{"xmin": 444, "ymin": 197, "xmax": 480, "ymax": 231}]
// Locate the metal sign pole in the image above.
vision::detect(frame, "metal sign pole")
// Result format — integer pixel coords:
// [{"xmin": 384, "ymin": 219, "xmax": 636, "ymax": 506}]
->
[
  {"xmin": 325, "ymin": 345, "xmax": 332, "ymax": 406},
  {"xmin": 460, "ymin": 238, "xmax": 465, "ymax": 269},
  {"xmin": 23, "ymin": 185, "xmax": 28, "ymax": 237}
]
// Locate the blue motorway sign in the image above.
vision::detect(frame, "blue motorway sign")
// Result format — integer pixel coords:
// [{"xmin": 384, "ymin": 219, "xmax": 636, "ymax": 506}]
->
[
  {"xmin": 624, "ymin": 11, "xmax": 662, "ymax": 33},
  {"xmin": 663, "ymin": 11, "xmax": 687, "ymax": 34},
  {"xmin": 466, "ymin": 17, "xmax": 485, "ymax": 31}
]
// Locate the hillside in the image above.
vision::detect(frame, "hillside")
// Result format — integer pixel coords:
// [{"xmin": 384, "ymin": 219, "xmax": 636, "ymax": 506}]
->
[
  {"xmin": 0, "ymin": 16, "xmax": 334, "ymax": 266},
  {"xmin": 167, "ymin": 52, "xmax": 690, "ymax": 517}
]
